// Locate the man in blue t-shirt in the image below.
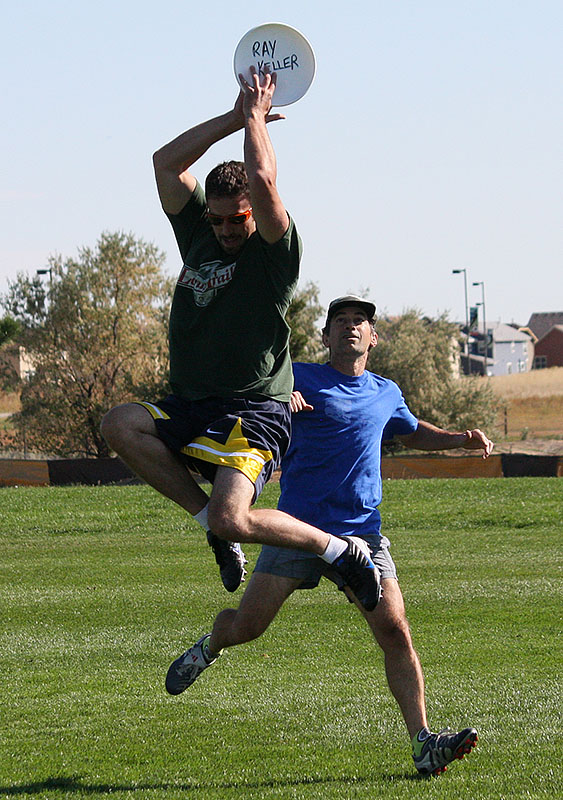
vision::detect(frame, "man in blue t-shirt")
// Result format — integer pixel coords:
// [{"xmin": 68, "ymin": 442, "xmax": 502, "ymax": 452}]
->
[{"xmin": 165, "ymin": 296, "xmax": 494, "ymax": 777}]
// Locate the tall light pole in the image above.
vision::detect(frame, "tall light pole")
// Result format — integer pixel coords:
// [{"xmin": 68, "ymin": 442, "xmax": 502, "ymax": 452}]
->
[
  {"xmin": 452, "ymin": 268, "xmax": 469, "ymax": 367},
  {"xmin": 36, "ymin": 267, "xmax": 55, "ymax": 343},
  {"xmin": 472, "ymin": 280, "xmax": 487, "ymax": 374}
]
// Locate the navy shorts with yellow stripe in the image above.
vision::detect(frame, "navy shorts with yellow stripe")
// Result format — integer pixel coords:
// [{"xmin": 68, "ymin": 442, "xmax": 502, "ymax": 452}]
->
[{"xmin": 137, "ymin": 395, "xmax": 291, "ymax": 501}]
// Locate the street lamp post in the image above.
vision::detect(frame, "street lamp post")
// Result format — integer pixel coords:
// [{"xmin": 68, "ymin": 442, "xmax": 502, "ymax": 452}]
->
[
  {"xmin": 36, "ymin": 267, "xmax": 55, "ymax": 343},
  {"xmin": 36, "ymin": 268, "xmax": 52, "ymax": 282},
  {"xmin": 472, "ymin": 280, "xmax": 487, "ymax": 375},
  {"xmin": 452, "ymin": 268, "xmax": 470, "ymax": 369}
]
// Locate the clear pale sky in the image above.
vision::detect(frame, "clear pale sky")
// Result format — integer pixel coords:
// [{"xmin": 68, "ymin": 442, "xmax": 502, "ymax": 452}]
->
[{"xmin": 2, "ymin": 0, "xmax": 561, "ymax": 326}]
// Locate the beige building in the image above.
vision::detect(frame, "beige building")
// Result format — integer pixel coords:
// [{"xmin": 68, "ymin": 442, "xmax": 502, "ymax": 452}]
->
[{"xmin": 0, "ymin": 345, "xmax": 35, "ymax": 381}]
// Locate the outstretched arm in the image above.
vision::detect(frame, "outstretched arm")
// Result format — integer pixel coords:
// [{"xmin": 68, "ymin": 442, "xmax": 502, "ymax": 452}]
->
[
  {"xmin": 152, "ymin": 104, "xmax": 244, "ymax": 215},
  {"xmin": 239, "ymin": 68, "xmax": 289, "ymax": 243},
  {"xmin": 396, "ymin": 420, "xmax": 494, "ymax": 459}
]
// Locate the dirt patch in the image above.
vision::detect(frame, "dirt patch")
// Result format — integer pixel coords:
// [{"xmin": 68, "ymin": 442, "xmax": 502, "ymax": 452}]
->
[{"xmin": 492, "ymin": 437, "xmax": 563, "ymax": 456}]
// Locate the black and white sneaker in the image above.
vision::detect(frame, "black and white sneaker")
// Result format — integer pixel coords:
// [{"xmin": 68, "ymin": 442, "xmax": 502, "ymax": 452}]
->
[
  {"xmin": 332, "ymin": 537, "xmax": 382, "ymax": 612},
  {"xmin": 413, "ymin": 727, "xmax": 478, "ymax": 776},
  {"xmin": 206, "ymin": 531, "xmax": 247, "ymax": 592},
  {"xmin": 165, "ymin": 634, "xmax": 221, "ymax": 696}
]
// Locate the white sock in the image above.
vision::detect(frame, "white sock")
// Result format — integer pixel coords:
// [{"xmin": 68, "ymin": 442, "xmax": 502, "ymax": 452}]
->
[
  {"xmin": 193, "ymin": 505, "xmax": 210, "ymax": 531},
  {"xmin": 319, "ymin": 535, "xmax": 348, "ymax": 564}
]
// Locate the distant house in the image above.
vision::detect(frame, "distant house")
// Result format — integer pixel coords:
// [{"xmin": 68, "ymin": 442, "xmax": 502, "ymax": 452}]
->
[
  {"xmin": 488, "ymin": 323, "xmax": 534, "ymax": 376},
  {"xmin": 463, "ymin": 322, "xmax": 534, "ymax": 376},
  {"xmin": 533, "ymin": 325, "xmax": 563, "ymax": 368},
  {"xmin": 527, "ymin": 312, "xmax": 563, "ymax": 341},
  {"xmin": 516, "ymin": 326, "xmax": 536, "ymax": 373},
  {"xmin": 0, "ymin": 345, "xmax": 35, "ymax": 381}
]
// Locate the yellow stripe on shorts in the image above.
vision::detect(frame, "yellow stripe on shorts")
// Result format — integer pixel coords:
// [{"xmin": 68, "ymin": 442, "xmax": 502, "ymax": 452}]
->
[
  {"xmin": 136, "ymin": 401, "xmax": 171, "ymax": 420},
  {"xmin": 182, "ymin": 417, "xmax": 273, "ymax": 484}
]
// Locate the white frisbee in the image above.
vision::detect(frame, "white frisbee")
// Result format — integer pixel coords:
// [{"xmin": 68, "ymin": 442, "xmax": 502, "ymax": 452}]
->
[{"xmin": 233, "ymin": 22, "xmax": 316, "ymax": 107}]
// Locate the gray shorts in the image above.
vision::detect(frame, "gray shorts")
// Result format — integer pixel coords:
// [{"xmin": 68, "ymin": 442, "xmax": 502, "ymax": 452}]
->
[{"xmin": 254, "ymin": 534, "xmax": 397, "ymax": 591}]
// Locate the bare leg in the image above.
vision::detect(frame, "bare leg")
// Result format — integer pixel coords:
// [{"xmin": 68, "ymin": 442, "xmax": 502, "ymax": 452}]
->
[
  {"xmin": 208, "ymin": 467, "xmax": 331, "ymax": 553},
  {"xmin": 352, "ymin": 579, "xmax": 427, "ymax": 738},
  {"xmin": 102, "ymin": 409, "xmax": 336, "ymax": 556},
  {"xmin": 209, "ymin": 572, "xmax": 301, "ymax": 653},
  {"xmin": 165, "ymin": 572, "xmax": 301, "ymax": 695},
  {"xmin": 100, "ymin": 403, "xmax": 209, "ymax": 514},
  {"xmin": 211, "ymin": 573, "xmax": 426, "ymax": 738}
]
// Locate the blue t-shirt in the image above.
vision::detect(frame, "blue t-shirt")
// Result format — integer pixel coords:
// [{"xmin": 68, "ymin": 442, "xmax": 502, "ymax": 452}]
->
[{"xmin": 278, "ymin": 363, "xmax": 418, "ymax": 536}]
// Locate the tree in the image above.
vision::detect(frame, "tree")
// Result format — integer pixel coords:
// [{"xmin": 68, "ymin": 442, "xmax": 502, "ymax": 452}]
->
[
  {"xmin": 0, "ymin": 315, "xmax": 20, "ymax": 346},
  {"xmin": 368, "ymin": 309, "xmax": 499, "ymax": 434},
  {"xmin": 0, "ymin": 315, "xmax": 22, "ymax": 395},
  {"xmin": 1, "ymin": 232, "xmax": 174, "ymax": 457},
  {"xmin": 287, "ymin": 281, "xmax": 325, "ymax": 362}
]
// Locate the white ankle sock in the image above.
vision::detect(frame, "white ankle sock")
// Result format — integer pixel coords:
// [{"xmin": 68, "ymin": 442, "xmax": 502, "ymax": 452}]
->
[
  {"xmin": 319, "ymin": 535, "xmax": 348, "ymax": 564},
  {"xmin": 193, "ymin": 505, "xmax": 209, "ymax": 530}
]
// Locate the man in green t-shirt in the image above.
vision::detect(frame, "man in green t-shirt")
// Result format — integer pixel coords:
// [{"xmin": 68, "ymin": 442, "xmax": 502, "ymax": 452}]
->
[{"xmin": 101, "ymin": 69, "xmax": 381, "ymax": 614}]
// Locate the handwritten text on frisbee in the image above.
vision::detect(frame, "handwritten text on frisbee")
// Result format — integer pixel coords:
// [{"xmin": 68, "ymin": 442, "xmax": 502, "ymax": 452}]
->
[{"xmin": 252, "ymin": 40, "xmax": 299, "ymax": 75}]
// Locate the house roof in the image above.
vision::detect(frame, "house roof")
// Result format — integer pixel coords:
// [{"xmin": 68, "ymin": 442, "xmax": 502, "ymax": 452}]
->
[
  {"xmin": 517, "ymin": 326, "xmax": 538, "ymax": 342},
  {"xmin": 489, "ymin": 323, "xmax": 533, "ymax": 343},
  {"xmin": 527, "ymin": 312, "xmax": 563, "ymax": 339},
  {"xmin": 536, "ymin": 324, "xmax": 563, "ymax": 343}
]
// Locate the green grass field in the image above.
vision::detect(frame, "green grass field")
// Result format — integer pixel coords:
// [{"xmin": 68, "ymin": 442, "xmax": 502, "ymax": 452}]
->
[{"xmin": 1, "ymin": 479, "xmax": 561, "ymax": 800}]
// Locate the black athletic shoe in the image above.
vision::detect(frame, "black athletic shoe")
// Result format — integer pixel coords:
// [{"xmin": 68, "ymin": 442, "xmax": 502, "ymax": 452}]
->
[
  {"xmin": 206, "ymin": 531, "xmax": 247, "ymax": 592},
  {"xmin": 165, "ymin": 633, "xmax": 220, "ymax": 696},
  {"xmin": 413, "ymin": 727, "xmax": 478, "ymax": 776},
  {"xmin": 332, "ymin": 537, "xmax": 382, "ymax": 612}
]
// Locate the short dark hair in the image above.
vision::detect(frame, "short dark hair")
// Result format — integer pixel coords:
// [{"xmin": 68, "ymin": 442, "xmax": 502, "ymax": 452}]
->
[{"xmin": 205, "ymin": 161, "xmax": 249, "ymax": 200}]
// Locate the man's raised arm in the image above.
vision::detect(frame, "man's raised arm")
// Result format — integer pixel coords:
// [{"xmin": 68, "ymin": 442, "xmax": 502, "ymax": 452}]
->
[
  {"xmin": 239, "ymin": 68, "xmax": 289, "ymax": 243},
  {"xmin": 152, "ymin": 105, "xmax": 244, "ymax": 215}
]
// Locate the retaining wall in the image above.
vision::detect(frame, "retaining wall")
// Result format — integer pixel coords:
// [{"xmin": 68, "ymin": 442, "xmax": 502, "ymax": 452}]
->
[{"xmin": 0, "ymin": 453, "xmax": 561, "ymax": 488}]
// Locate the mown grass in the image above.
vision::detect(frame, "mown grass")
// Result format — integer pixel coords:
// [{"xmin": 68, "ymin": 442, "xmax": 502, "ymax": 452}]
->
[{"xmin": 0, "ymin": 479, "xmax": 561, "ymax": 799}]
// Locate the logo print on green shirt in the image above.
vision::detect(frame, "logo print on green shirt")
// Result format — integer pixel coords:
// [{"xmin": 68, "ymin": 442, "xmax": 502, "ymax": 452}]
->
[{"xmin": 177, "ymin": 260, "xmax": 236, "ymax": 307}]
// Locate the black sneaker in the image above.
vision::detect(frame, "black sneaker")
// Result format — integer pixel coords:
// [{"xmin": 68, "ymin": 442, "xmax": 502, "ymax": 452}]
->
[
  {"xmin": 413, "ymin": 727, "xmax": 478, "ymax": 776},
  {"xmin": 165, "ymin": 633, "xmax": 221, "ymax": 695},
  {"xmin": 332, "ymin": 537, "xmax": 382, "ymax": 612},
  {"xmin": 206, "ymin": 531, "xmax": 247, "ymax": 592}
]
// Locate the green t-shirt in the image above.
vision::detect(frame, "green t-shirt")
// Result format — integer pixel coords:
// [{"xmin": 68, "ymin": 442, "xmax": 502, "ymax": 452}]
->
[{"xmin": 166, "ymin": 183, "xmax": 302, "ymax": 402}]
